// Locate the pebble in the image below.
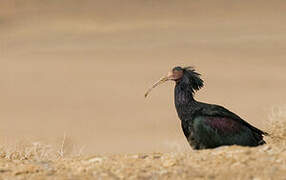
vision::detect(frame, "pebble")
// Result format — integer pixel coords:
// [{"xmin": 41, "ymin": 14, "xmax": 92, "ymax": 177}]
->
[
  {"xmin": 88, "ymin": 157, "xmax": 103, "ymax": 163},
  {"xmin": 163, "ymin": 159, "xmax": 176, "ymax": 167}
]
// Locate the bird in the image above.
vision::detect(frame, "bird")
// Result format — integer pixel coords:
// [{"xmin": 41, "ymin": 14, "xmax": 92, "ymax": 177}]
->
[{"xmin": 145, "ymin": 66, "xmax": 268, "ymax": 150}]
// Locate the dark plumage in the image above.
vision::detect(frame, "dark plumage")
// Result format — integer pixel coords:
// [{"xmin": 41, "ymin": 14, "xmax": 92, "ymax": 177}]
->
[
  {"xmin": 145, "ymin": 66, "xmax": 268, "ymax": 150},
  {"xmin": 173, "ymin": 66, "xmax": 268, "ymax": 149}
]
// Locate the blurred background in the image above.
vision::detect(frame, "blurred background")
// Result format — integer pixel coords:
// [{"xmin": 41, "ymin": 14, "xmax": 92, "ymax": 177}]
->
[{"xmin": 0, "ymin": 0, "xmax": 286, "ymax": 154}]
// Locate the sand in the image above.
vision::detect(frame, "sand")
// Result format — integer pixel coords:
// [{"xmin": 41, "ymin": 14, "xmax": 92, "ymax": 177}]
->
[{"xmin": 0, "ymin": 119, "xmax": 285, "ymax": 179}]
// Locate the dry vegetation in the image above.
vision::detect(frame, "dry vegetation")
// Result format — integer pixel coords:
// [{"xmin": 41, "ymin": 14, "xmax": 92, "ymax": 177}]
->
[{"xmin": 0, "ymin": 112, "xmax": 285, "ymax": 180}]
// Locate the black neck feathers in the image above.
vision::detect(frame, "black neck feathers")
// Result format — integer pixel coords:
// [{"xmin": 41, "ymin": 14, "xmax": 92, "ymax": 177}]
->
[{"xmin": 174, "ymin": 67, "xmax": 204, "ymax": 120}]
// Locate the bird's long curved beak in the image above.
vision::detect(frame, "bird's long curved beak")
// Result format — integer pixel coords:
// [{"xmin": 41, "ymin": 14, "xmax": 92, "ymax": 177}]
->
[{"xmin": 144, "ymin": 72, "xmax": 174, "ymax": 98}]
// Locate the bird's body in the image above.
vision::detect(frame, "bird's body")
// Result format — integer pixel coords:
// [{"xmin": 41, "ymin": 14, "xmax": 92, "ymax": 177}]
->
[
  {"xmin": 145, "ymin": 66, "xmax": 268, "ymax": 150},
  {"xmin": 176, "ymin": 96, "xmax": 267, "ymax": 149},
  {"xmin": 173, "ymin": 67, "xmax": 267, "ymax": 149}
]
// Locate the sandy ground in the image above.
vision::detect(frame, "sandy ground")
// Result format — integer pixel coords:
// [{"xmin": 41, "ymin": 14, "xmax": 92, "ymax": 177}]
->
[
  {"xmin": 1, "ymin": 0, "xmax": 286, "ymax": 154},
  {"xmin": 0, "ymin": 1, "xmax": 286, "ymax": 178},
  {"xmin": 0, "ymin": 118, "xmax": 285, "ymax": 180}
]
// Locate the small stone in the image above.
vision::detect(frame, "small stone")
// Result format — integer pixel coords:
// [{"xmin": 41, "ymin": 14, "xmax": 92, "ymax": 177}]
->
[
  {"xmin": 131, "ymin": 155, "xmax": 139, "ymax": 159},
  {"xmin": 152, "ymin": 153, "xmax": 162, "ymax": 159},
  {"xmin": 261, "ymin": 146, "xmax": 271, "ymax": 152},
  {"xmin": 163, "ymin": 159, "xmax": 176, "ymax": 167},
  {"xmin": 88, "ymin": 157, "xmax": 103, "ymax": 163},
  {"xmin": 153, "ymin": 155, "xmax": 161, "ymax": 159},
  {"xmin": 244, "ymin": 150, "xmax": 252, "ymax": 155},
  {"xmin": 231, "ymin": 162, "xmax": 242, "ymax": 168},
  {"xmin": 0, "ymin": 169, "xmax": 10, "ymax": 173},
  {"xmin": 252, "ymin": 177, "xmax": 261, "ymax": 180},
  {"xmin": 139, "ymin": 154, "xmax": 149, "ymax": 159}
]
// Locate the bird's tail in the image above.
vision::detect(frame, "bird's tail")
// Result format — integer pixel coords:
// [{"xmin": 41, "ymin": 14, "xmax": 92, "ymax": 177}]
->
[
  {"xmin": 252, "ymin": 129, "xmax": 268, "ymax": 145},
  {"xmin": 258, "ymin": 139, "xmax": 267, "ymax": 145}
]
